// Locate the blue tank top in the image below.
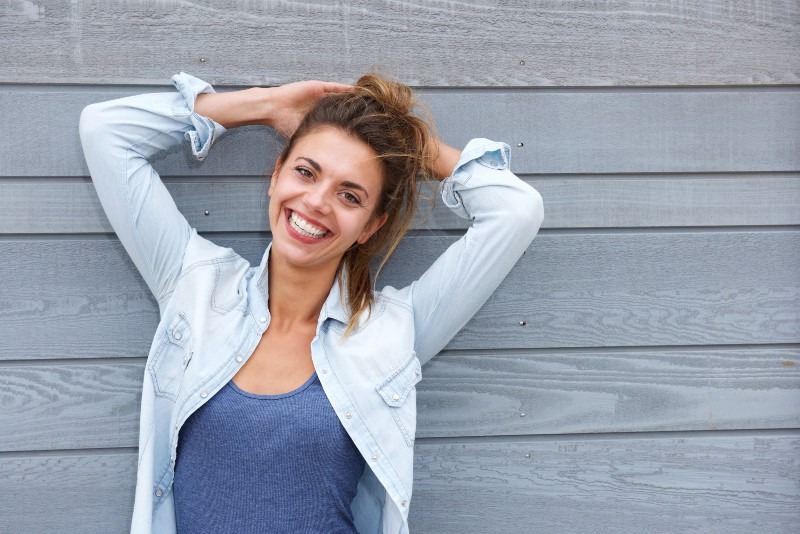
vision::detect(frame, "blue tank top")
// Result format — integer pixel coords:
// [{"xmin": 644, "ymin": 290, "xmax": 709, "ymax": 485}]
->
[{"xmin": 173, "ymin": 372, "xmax": 366, "ymax": 533}]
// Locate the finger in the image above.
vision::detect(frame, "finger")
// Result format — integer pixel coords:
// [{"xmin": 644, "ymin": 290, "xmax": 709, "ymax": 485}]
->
[{"xmin": 320, "ymin": 82, "xmax": 355, "ymax": 94}]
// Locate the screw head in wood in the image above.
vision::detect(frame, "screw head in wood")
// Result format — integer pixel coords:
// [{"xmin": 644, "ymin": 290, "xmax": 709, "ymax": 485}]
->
[
  {"xmin": 204, "ymin": 210, "xmax": 210, "ymax": 216},
  {"xmin": 519, "ymin": 60, "xmax": 525, "ymax": 66},
  {"xmin": 519, "ymin": 321, "xmax": 526, "ymax": 326},
  {"xmin": 517, "ymin": 142, "xmax": 524, "ymax": 147},
  {"xmin": 524, "ymin": 453, "xmax": 531, "ymax": 458},
  {"xmin": 199, "ymin": 57, "xmax": 207, "ymax": 63}
]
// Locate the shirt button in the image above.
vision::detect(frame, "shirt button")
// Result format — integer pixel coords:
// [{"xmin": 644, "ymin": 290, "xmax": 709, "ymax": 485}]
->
[
  {"xmin": 200, "ymin": 390, "xmax": 208, "ymax": 398},
  {"xmin": 259, "ymin": 316, "xmax": 267, "ymax": 324},
  {"xmin": 235, "ymin": 355, "xmax": 243, "ymax": 363},
  {"xmin": 345, "ymin": 412, "xmax": 352, "ymax": 419},
  {"xmin": 401, "ymin": 500, "xmax": 407, "ymax": 508},
  {"xmin": 321, "ymin": 368, "xmax": 328, "ymax": 374},
  {"xmin": 415, "ymin": 368, "xmax": 421, "ymax": 376},
  {"xmin": 173, "ymin": 331, "xmax": 182, "ymax": 340},
  {"xmin": 392, "ymin": 394, "xmax": 400, "ymax": 401},
  {"xmin": 155, "ymin": 489, "xmax": 163, "ymax": 497},
  {"xmin": 371, "ymin": 454, "xmax": 379, "ymax": 462},
  {"xmin": 490, "ymin": 161, "xmax": 498, "ymax": 167}
]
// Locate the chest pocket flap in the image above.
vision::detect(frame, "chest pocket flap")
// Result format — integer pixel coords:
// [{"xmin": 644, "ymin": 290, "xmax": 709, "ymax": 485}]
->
[
  {"xmin": 148, "ymin": 313, "xmax": 192, "ymax": 400},
  {"xmin": 376, "ymin": 351, "xmax": 422, "ymax": 407}
]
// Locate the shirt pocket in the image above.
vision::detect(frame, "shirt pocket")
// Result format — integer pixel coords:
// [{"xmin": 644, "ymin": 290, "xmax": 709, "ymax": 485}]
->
[
  {"xmin": 147, "ymin": 313, "xmax": 192, "ymax": 400},
  {"xmin": 376, "ymin": 351, "xmax": 422, "ymax": 447}
]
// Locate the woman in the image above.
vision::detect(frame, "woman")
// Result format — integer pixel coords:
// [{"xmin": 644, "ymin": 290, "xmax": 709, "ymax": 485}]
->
[{"xmin": 80, "ymin": 71, "xmax": 543, "ymax": 533}]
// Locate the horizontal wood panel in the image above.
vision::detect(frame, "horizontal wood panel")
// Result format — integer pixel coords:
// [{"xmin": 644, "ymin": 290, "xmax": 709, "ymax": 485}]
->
[
  {"xmin": 2, "ymin": 433, "xmax": 798, "ymax": 533},
  {"xmin": 2, "ymin": 348, "xmax": 798, "ymax": 451},
  {"xmin": 410, "ymin": 434, "xmax": 800, "ymax": 533},
  {"xmin": 0, "ymin": 362, "xmax": 143, "ymax": 451},
  {"xmin": 1, "ymin": 1, "xmax": 797, "ymax": 86},
  {"xmin": 3, "ymin": 173, "xmax": 800, "ymax": 233},
  {"xmin": 2, "ymin": 89, "xmax": 799, "ymax": 177},
  {"xmin": 0, "ymin": 451, "xmax": 136, "ymax": 534},
  {"xmin": 1, "ymin": 231, "xmax": 798, "ymax": 360}
]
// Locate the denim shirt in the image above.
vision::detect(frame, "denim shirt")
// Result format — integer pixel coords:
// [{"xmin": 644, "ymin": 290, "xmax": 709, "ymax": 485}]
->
[{"xmin": 79, "ymin": 73, "xmax": 544, "ymax": 534}]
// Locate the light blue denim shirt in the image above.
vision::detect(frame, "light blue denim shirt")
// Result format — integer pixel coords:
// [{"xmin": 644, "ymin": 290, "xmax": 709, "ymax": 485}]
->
[{"xmin": 79, "ymin": 73, "xmax": 544, "ymax": 534}]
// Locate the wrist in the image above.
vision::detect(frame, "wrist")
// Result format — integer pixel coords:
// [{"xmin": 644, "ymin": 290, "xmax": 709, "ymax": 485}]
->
[
  {"xmin": 248, "ymin": 87, "xmax": 276, "ymax": 127},
  {"xmin": 430, "ymin": 140, "xmax": 461, "ymax": 181},
  {"xmin": 194, "ymin": 88, "xmax": 272, "ymax": 129}
]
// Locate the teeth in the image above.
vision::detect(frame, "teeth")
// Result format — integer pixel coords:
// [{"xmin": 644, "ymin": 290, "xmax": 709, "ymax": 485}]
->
[{"xmin": 289, "ymin": 211, "xmax": 327, "ymax": 238}]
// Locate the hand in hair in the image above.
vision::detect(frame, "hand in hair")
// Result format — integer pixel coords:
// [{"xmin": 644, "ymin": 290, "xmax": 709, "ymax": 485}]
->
[
  {"xmin": 194, "ymin": 81, "xmax": 352, "ymax": 135},
  {"xmin": 264, "ymin": 80, "xmax": 354, "ymax": 137}
]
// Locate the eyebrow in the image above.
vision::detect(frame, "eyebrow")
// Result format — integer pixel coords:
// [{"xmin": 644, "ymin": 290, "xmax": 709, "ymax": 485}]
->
[{"xmin": 296, "ymin": 157, "xmax": 371, "ymax": 199}]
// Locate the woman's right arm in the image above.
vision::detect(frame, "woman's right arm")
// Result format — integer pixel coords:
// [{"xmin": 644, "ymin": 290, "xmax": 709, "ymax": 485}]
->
[
  {"xmin": 79, "ymin": 73, "xmax": 227, "ymax": 306},
  {"xmin": 80, "ymin": 73, "xmax": 351, "ymax": 307}
]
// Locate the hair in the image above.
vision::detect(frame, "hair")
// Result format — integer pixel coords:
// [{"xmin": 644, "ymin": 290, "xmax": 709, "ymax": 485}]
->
[{"xmin": 277, "ymin": 74, "xmax": 436, "ymax": 335}]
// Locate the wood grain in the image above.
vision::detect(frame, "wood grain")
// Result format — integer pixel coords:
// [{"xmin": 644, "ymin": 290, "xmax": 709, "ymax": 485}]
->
[
  {"xmin": 0, "ymin": 362, "xmax": 143, "ymax": 452},
  {"xmin": 1, "ymin": 231, "xmax": 797, "ymax": 360},
  {"xmin": 0, "ymin": 451, "xmax": 136, "ymax": 534},
  {"xmin": 410, "ymin": 434, "xmax": 800, "ymax": 533},
  {"xmin": 2, "ymin": 433, "xmax": 798, "ymax": 533},
  {"xmin": 2, "ymin": 348, "xmax": 797, "ymax": 452},
  {"xmin": 1, "ymin": 1, "xmax": 797, "ymax": 86},
  {"xmin": 3, "ymin": 173, "xmax": 799, "ymax": 234},
  {"xmin": 2, "ymin": 88, "xmax": 799, "ymax": 177}
]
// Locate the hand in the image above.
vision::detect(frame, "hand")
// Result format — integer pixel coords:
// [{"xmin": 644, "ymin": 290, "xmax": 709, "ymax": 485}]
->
[{"xmin": 264, "ymin": 81, "xmax": 353, "ymax": 137}]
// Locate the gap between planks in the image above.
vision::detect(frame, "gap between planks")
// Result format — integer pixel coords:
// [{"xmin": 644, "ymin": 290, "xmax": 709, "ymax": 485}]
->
[
  {"xmin": 2, "ymin": 429, "xmax": 798, "ymax": 459},
  {"xmin": 1, "ymin": 83, "xmax": 799, "ymax": 93},
  {"xmin": 1, "ymin": 343, "xmax": 797, "ymax": 367},
  {"xmin": 2, "ymin": 226, "xmax": 800, "ymax": 241}
]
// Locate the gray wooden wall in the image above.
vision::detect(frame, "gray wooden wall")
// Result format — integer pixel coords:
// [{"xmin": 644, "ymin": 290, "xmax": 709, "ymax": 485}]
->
[{"xmin": 1, "ymin": 1, "xmax": 799, "ymax": 532}]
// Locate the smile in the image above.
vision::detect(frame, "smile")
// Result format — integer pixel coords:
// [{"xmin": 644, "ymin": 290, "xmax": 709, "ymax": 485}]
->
[{"xmin": 288, "ymin": 210, "xmax": 330, "ymax": 239}]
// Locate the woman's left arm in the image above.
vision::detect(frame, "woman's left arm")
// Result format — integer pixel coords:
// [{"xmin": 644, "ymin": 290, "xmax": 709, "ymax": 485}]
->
[{"xmin": 410, "ymin": 138, "xmax": 544, "ymax": 366}]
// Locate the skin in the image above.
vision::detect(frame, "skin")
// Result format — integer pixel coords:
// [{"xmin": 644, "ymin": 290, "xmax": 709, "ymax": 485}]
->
[
  {"xmin": 195, "ymin": 81, "xmax": 461, "ymax": 394},
  {"xmin": 237, "ymin": 127, "xmax": 388, "ymax": 394}
]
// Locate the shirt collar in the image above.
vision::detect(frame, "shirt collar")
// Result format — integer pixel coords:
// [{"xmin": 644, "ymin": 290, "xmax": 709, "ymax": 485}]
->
[{"xmin": 253, "ymin": 243, "xmax": 351, "ymax": 328}]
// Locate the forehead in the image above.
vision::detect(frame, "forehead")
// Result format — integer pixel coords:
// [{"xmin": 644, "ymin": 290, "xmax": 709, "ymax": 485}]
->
[{"xmin": 287, "ymin": 126, "xmax": 383, "ymax": 190}]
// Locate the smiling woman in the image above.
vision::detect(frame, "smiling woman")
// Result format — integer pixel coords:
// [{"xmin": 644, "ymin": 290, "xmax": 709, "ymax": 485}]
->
[
  {"xmin": 268, "ymin": 126, "xmax": 388, "ymax": 288},
  {"xmin": 79, "ymin": 71, "xmax": 543, "ymax": 533}
]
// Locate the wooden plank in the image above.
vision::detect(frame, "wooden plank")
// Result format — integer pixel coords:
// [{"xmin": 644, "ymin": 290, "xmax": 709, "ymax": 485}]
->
[
  {"xmin": 3, "ymin": 173, "xmax": 800, "ymax": 234},
  {"xmin": 2, "ymin": 88, "xmax": 799, "ymax": 177},
  {"xmin": 2, "ymin": 434, "xmax": 798, "ymax": 533},
  {"xmin": 0, "ymin": 362, "xmax": 143, "ymax": 452},
  {"xmin": 2, "ymin": 349, "xmax": 797, "ymax": 451},
  {"xmin": 417, "ymin": 348, "xmax": 800, "ymax": 438},
  {"xmin": 0, "ymin": 1, "xmax": 797, "ymax": 86},
  {"xmin": 410, "ymin": 434, "xmax": 800, "ymax": 533},
  {"xmin": 0, "ymin": 231, "xmax": 798, "ymax": 360},
  {"xmin": 0, "ymin": 451, "xmax": 136, "ymax": 534}
]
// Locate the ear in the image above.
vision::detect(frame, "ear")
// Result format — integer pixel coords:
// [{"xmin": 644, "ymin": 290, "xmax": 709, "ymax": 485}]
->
[
  {"xmin": 357, "ymin": 213, "xmax": 389, "ymax": 245},
  {"xmin": 268, "ymin": 158, "xmax": 283, "ymax": 196}
]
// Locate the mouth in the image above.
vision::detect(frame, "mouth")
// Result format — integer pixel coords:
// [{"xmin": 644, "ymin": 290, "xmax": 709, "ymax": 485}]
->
[{"xmin": 285, "ymin": 209, "xmax": 331, "ymax": 241}]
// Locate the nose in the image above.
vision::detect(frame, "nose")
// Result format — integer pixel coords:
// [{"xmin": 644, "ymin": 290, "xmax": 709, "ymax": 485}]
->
[{"xmin": 303, "ymin": 183, "xmax": 332, "ymax": 214}]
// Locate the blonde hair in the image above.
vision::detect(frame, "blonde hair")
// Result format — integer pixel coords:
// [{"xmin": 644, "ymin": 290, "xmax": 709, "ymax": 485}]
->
[{"xmin": 279, "ymin": 74, "xmax": 436, "ymax": 335}]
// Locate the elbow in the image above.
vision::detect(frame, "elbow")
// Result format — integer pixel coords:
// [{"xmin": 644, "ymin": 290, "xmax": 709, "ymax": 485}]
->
[
  {"xmin": 515, "ymin": 184, "xmax": 544, "ymax": 241},
  {"xmin": 79, "ymin": 103, "xmax": 102, "ymax": 145},
  {"xmin": 79, "ymin": 101, "xmax": 116, "ymax": 150}
]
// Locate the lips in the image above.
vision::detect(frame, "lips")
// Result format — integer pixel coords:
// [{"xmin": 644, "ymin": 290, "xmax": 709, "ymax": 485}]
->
[{"xmin": 285, "ymin": 209, "xmax": 331, "ymax": 241}]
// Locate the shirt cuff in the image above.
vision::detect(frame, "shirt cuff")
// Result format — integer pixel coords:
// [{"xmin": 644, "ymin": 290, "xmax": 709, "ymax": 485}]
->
[
  {"xmin": 171, "ymin": 72, "xmax": 228, "ymax": 161},
  {"xmin": 440, "ymin": 138, "xmax": 511, "ymax": 219}
]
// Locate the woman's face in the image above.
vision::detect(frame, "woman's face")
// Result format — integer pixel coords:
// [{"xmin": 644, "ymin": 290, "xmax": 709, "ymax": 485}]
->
[{"xmin": 268, "ymin": 126, "xmax": 388, "ymax": 275}]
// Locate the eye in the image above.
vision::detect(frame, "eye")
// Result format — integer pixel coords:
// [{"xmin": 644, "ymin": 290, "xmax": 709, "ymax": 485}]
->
[
  {"xmin": 341, "ymin": 191, "xmax": 362, "ymax": 205},
  {"xmin": 294, "ymin": 166, "xmax": 314, "ymax": 180}
]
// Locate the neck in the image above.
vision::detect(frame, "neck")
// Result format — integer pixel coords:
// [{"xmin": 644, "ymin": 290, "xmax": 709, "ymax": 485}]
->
[{"xmin": 267, "ymin": 251, "xmax": 339, "ymax": 330}]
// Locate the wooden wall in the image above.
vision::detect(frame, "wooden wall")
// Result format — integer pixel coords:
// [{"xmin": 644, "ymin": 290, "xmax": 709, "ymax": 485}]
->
[{"xmin": 1, "ymin": 1, "xmax": 799, "ymax": 532}]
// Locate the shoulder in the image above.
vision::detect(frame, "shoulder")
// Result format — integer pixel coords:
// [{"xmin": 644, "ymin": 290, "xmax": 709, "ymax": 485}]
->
[{"xmin": 179, "ymin": 230, "xmax": 250, "ymax": 275}]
